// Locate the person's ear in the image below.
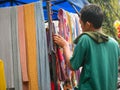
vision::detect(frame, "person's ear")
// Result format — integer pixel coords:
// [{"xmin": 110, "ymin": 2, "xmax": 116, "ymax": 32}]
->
[
  {"xmin": 86, "ymin": 21, "xmax": 91, "ymax": 28},
  {"xmin": 86, "ymin": 21, "xmax": 94, "ymax": 31},
  {"xmin": 85, "ymin": 21, "xmax": 91, "ymax": 30}
]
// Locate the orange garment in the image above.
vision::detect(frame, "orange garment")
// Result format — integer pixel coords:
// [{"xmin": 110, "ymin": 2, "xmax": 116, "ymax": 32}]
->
[
  {"xmin": 0, "ymin": 60, "xmax": 6, "ymax": 90},
  {"xmin": 18, "ymin": 5, "xmax": 28, "ymax": 82},
  {"xmin": 24, "ymin": 3, "xmax": 38, "ymax": 90},
  {"xmin": 18, "ymin": 6, "xmax": 29, "ymax": 90}
]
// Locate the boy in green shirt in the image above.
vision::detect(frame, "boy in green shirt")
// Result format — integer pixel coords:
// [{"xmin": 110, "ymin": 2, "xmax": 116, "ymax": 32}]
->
[{"xmin": 53, "ymin": 4, "xmax": 120, "ymax": 90}]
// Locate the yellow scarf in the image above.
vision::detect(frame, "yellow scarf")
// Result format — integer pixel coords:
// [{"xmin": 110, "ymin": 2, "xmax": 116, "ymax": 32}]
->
[
  {"xmin": 24, "ymin": 3, "xmax": 38, "ymax": 90},
  {"xmin": 0, "ymin": 60, "xmax": 6, "ymax": 90}
]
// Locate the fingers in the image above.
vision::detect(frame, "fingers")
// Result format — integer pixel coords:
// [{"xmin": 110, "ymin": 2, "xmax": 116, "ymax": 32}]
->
[
  {"xmin": 53, "ymin": 34, "xmax": 61, "ymax": 38},
  {"xmin": 53, "ymin": 35, "xmax": 61, "ymax": 43},
  {"xmin": 52, "ymin": 34, "xmax": 68, "ymax": 48},
  {"xmin": 53, "ymin": 34, "xmax": 63, "ymax": 45},
  {"xmin": 53, "ymin": 34, "xmax": 62, "ymax": 41},
  {"xmin": 53, "ymin": 34, "xmax": 59, "ymax": 43}
]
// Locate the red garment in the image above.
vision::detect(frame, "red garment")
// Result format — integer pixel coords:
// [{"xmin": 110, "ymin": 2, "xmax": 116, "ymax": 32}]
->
[
  {"xmin": 51, "ymin": 81, "xmax": 55, "ymax": 90},
  {"xmin": 51, "ymin": 81, "xmax": 61, "ymax": 90},
  {"xmin": 57, "ymin": 48, "xmax": 63, "ymax": 62}
]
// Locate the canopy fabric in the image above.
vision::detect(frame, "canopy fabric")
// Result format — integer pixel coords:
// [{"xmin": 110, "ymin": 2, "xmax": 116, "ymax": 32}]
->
[
  {"xmin": 68, "ymin": 0, "xmax": 89, "ymax": 9},
  {"xmin": 0, "ymin": 0, "xmax": 39, "ymax": 7},
  {"xmin": 0, "ymin": 0, "xmax": 89, "ymax": 20},
  {"xmin": 43, "ymin": 0, "xmax": 89, "ymax": 20}
]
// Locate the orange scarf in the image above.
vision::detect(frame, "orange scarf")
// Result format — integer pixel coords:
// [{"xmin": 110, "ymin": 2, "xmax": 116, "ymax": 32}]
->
[{"xmin": 24, "ymin": 3, "xmax": 38, "ymax": 90}]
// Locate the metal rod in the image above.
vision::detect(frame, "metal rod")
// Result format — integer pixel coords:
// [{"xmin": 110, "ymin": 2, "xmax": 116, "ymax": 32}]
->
[
  {"xmin": 46, "ymin": 1, "xmax": 58, "ymax": 90},
  {"xmin": 46, "ymin": 0, "xmax": 54, "ymax": 52},
  {"xmin": 69, "ymin": 2, "xmax": 81, "ymax": 17},
  {"xmin": 16, "ymin": 1, "xmax": 26, "ymax": 4}
]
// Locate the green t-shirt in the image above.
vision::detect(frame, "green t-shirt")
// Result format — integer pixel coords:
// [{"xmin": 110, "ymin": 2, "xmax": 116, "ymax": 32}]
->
[{"xmin": 70, "ymin": 34, "xmax": 120, "ymax": 90}]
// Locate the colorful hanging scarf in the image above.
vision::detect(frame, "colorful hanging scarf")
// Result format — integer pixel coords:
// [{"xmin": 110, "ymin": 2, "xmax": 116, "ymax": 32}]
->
[{"xmin": 24, "ymin": 3, "xmax": 38, "ymax": 90}]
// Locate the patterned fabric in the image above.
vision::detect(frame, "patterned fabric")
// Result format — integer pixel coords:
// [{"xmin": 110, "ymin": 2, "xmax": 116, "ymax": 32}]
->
[{"xmin": 58, "ymin": 8, "xmax": 83, "ymax": 88}]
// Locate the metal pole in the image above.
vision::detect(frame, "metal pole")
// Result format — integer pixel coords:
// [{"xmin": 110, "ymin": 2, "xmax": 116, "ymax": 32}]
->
[
  {"xmin": 46, "ymin": 1, "xmax": 58, "ymax": 90},
  {"xmin": 46, "ymin": 0, "xmax": 54, "ymax": 53}
]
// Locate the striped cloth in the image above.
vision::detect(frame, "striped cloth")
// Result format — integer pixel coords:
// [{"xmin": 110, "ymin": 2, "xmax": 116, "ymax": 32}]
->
[{"xmin": 0, "ymin": 1, "xmax": 51, "ymax": 90}]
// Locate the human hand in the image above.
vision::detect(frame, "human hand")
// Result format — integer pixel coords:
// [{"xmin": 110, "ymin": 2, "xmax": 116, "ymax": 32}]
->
[{"xmin": 53, "ymin": 34, "xmax": 69, "ymax": 48}]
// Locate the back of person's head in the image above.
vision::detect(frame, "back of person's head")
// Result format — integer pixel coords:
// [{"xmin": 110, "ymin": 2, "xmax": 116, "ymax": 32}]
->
[{"xmin": 80, "ymin": 4, "xmax": 104, "ymax": 29}]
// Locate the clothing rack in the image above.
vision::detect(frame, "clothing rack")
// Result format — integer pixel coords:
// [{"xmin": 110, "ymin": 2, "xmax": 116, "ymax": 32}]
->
[{"xmin": 45, "ymin": 1, "xmax": 81, "ymax": 90}]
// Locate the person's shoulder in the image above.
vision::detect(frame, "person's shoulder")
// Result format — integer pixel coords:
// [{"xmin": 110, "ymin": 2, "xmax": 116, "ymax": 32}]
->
[
  {"xmin": 108, "ymin": 37, "xmax": 119, "ymax": 46},
  {"xmin": 79, "ymin": 34, "xmax": 91, "ymax": 40},
  {"xmin": 74, "ymin": 34, "xmax": 90, "ymax": 44},
  {"xmin": 78, "ymin": 34, "xmax": 93, "ymax": 42},
  {"xmin": 109, "ymin": 37, "xmax": 118, "ymax": 44},
  {"xmin": 77, "ymin": 34, "xmax": 91, "ymax": 45}
]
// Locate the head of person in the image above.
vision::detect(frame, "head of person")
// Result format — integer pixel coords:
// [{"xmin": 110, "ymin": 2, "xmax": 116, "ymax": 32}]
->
[{"xmin": 79, "ymin": 4, "xmax": 104, "ymax": 32}]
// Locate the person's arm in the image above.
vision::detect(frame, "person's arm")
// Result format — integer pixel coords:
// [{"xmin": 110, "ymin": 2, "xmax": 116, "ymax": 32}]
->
[
  {"xmin": 62, "ymin": 44, "xmax": 74, "ymax": 70},
  {"xmin": 53, "ymin": 34, "xmax": 74, "ymax": 70}
]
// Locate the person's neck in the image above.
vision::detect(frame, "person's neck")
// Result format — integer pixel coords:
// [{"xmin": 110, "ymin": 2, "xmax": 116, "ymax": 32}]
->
[{"xmin": 93, "ymin": 27, "xmax": 102, "ymax": 33}]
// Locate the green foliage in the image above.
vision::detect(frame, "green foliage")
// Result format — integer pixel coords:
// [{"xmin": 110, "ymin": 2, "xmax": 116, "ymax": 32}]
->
[{"xmin": 88, "ymin": 0, "xmax": 120, "ymax": 43}]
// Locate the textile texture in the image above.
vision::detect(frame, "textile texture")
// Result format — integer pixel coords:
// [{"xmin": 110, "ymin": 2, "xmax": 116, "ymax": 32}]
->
[
  {"xmin": 10, "ymin": 6, "xmax": 22, "ymax": 90},
  {"xmin": 0, "ymin": 60, "xmax": 6, "ymax": 90},
  {"xmin": 35, "ymin": 1, "xmax": 51, "ymax": 90},
  {"xmin": 24, "ymin": 3, "xmax": 39, "ymax": 90},
  {"xmin": 0, "ymin": 7, "xmax": 14, "ymax": 88}
]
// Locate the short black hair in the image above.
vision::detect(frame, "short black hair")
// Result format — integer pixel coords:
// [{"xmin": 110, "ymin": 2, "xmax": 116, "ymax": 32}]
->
[{"xmin": 80, "ymin": 4, "xmax": 104, "ymax": 29}]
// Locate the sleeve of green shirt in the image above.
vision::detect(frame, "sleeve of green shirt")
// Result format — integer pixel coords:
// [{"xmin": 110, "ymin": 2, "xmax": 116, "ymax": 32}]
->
[
  {"xmin": 119, "ymin": 47, "xmax": 120, "ymax": 69},
  {"xmin": 119, "ymin": 47, "xmax": 120, "ymax": 58},
  {"xmin": 70, "ymin": 35, "xmax": 88, "ymax": 70}
]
